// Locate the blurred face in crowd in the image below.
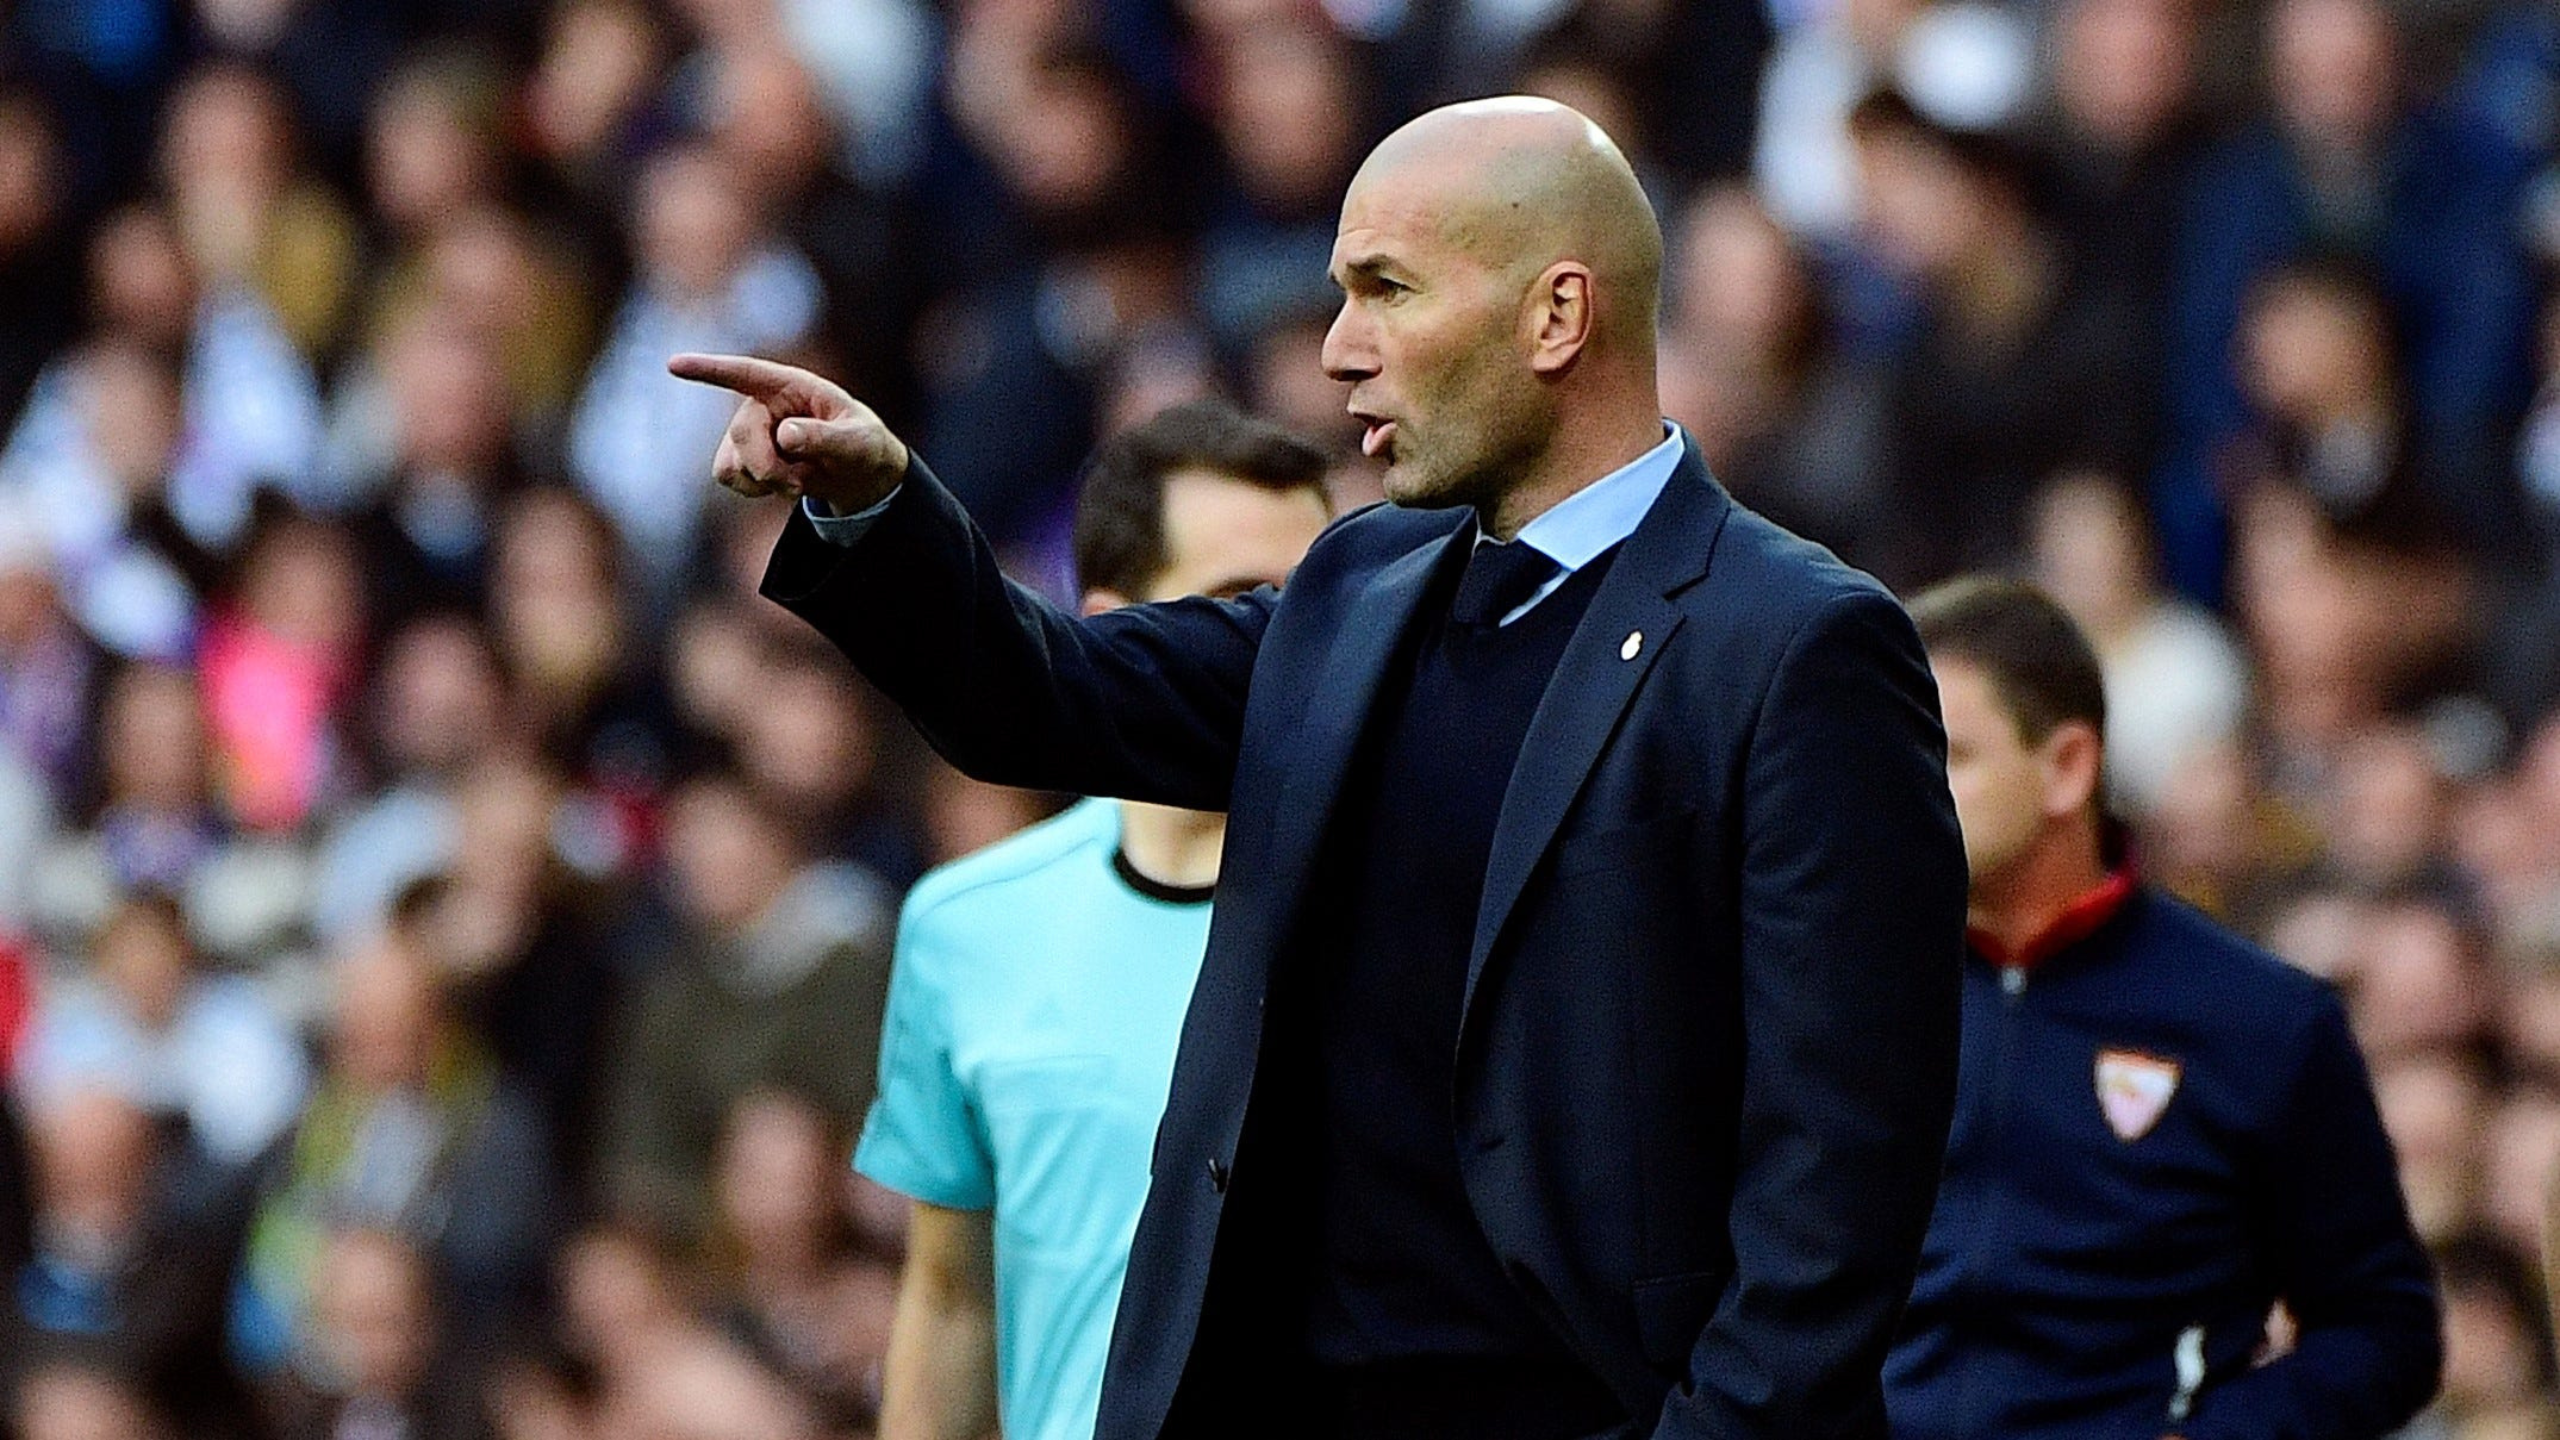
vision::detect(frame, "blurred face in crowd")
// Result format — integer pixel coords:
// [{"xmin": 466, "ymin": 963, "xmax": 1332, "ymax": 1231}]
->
[
  {"xmin": 528, "ymin": 0, "xmax": 664, "ymax": 166},
  {"xmin": 158, "ymin": 65, "xmax": 290, "ymax": 208},
  {"xmin": 241, "ymin": 515, "xmax": 364, "ymax": 653},
  {"xmin": 0, "ymin": 91, "xmax": 63, "ymax": 256},
  {"xmin": 331, "ymin": 940, "xmax": 443, "ymax": 1093},
  {"xmin": 666, "ymin": 779, "xmax": 795, "ymax": 933},
  {"xmin": 87, "ymin": 207, "xmax": 196, "ymax": 349},
  {"xmin": 636, "ymin": 146, "xmax": 759, "ymax": 299},
  {"xmin": 96, "ymin": 899, "xmax": 192, "ymax": 1032},
  {"xmin": 1933, "ymin": 657, "xmax": 2100, "ymax": 889},
  {"xmin": 716, "ymin": 1091, "xmax": 842, "ymax": 1265},
  {"xmin": 11, "ymin": 1364, "xmax": 168, "ymax": 1440},
  {"xmin": 1210, "ymin": 23, "xmax": 1359, "ymax": 215},
  {"xmin": 2372, "ymin": 1053, "xmax": 2487, "ymax": 1240},
  {"xmin": 736, "ymin": 656, "xmax": 878, "ymax": 825},
  {"xmin": 76, "ymin": 340, "xmax": 182, "ymax": 497},
  {"xmin": 2240, "ymin": 274, "xmax": 2393, "ymax": 424},
  {"xmin": 492, "ymin": 492, "xmax": 624, "ymax": 698},
  {"xmin": 1669, "ymin": 185, "xmax": 1806, "ymax": 358},
  {"xmin": 1852, "ymin": 126, "xmax": 1994, "ymax": 285},
  {"xmin": 2028, "ymin": 472, "xmax": 2155, "ymax": 642},
  {"xmin": 707, "ymin": 46, "xmax": 835, "ymax": 199},
  {"xmin": 2268, "ymin": 0, "xmax": 2398, "ymax": 150},
  {"xmin": 372, "ymin": 618, "xmax": 507, "ymax": 777},
  {"xmin": 2324, "ymin": 724, "xmax": 2444, "ymax": 889},
  {"xmin": 31, "ymin": 1091, "xmax": 159, "ymax": 1258},
  {"xmin": 310, "ymin": 1229, "xmax": 436, "ymax": 1400},
  {"xmin": 2055, "ymin": 0, "xmax": 2198, "ymax": 152},
  {"xmin": 102, "ymin": 665, "xmax": 208, "ymax": 812},
  {"xmin": 369, "ymin": 60, "xmax": 499, "ymax": 241},
  {"xmin": 387, "ymin": 316, "xmax": 514, "ymax": 477}
]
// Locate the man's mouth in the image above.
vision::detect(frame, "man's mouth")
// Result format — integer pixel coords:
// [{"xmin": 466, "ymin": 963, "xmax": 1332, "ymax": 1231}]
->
[{"xmin": 1359, "ymin": 418, "xmax": 1397, "ymax": 459}]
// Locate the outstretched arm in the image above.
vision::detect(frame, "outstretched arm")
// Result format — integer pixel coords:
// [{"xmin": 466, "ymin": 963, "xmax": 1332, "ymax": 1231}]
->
[{"xmin": 672, "ymin": 353, "xmax": 1272, "ymax": 809}]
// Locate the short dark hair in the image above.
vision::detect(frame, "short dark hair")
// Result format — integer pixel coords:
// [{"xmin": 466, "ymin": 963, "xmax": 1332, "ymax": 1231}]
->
[
  {"xmin": 1908, "ymin": 576, "xmax": 2107, "ymax": 743},
  {"xmin": 1073, "ymin": 399, "xmax": 1329, "ymax": 598}
]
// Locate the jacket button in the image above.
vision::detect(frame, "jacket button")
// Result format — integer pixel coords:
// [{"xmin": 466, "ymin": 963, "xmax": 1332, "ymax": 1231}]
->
[{"xmin": 1207, "ymin": 1158, "xmax": 1230, "ymax": 1193}]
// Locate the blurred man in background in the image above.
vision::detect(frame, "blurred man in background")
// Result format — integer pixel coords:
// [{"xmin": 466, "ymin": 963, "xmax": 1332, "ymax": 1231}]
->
[
  {"xmin": 1889, "ymin": 576, "xmax": 2440, "ymax": 1439},
  {"xmin": 860, "ymin": 399, "xmax": 1331, "ymax": 1440}
]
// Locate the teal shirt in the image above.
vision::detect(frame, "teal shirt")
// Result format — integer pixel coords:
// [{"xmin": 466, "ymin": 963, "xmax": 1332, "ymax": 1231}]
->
[{"xmin": 855, "ymin": 799, "xmax": 1213, "ymax": 1440}]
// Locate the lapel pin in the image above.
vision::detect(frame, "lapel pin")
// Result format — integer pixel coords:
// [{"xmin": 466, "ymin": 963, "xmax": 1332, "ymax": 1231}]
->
[{"xmin": 1620, "ymin": 631, "xmax": 1643, "ymax": 661}]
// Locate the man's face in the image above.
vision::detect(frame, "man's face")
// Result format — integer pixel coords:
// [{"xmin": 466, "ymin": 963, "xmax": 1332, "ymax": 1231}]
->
[
  {"xmin": 1322, "ymin": 170, "xmax": 1543, "ymax": 512},
  {"xmin": 1935, "ymin": 658, "xmax": 2056, "ymax": 888},
  {"xmin": 1139, "ymin": 469, "xmax": 1332, "ymax": 603}
]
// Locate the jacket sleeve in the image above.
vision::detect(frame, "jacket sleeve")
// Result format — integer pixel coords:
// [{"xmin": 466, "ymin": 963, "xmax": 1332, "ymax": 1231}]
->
[
  {"xmin": 759, "ymin": 454, "xmax": 1275, "ymax": 811},
  {"xmin": 1652, "ymin": 588, "xmax": 1968, "ymax": 1440},
  {"xmin": 2180, "ymin": 991, "xmax": 2442, "ymax": 1440}
]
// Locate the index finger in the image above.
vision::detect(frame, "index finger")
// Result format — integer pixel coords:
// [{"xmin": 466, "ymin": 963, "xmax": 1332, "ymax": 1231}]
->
[{"xmin": 667, "ymin": 352, "xmax": 809, "ymax": 403}]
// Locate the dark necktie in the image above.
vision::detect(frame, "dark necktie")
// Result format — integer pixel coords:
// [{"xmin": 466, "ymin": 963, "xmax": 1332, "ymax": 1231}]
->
[{"xmin": 1450, "ymin": 539, "xmax": 1563, "ymax": 628}]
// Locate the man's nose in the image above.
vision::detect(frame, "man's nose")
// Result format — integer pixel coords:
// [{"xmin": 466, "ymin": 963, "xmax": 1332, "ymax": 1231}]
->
[{"xmin": 1321, "ymin": 301, "xmax": 1375, "ymax": 383}]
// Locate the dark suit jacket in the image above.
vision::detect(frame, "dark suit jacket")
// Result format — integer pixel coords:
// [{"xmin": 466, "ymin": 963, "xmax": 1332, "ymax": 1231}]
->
[{"xmin": 763, "ymin": 438, "xmax": 1967, "ymax": 1439}]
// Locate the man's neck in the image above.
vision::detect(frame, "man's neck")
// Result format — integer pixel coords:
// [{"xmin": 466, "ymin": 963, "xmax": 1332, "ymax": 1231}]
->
[
  {"xmin": 1968, "ymin": 822, "xmax": 2113, "ymax": 960},
  {"xmin": 1118, "ymin": 801, "xmax": 1225, "ymax": 890},
  {"xmin": 1483, "ymin": 402, "xmax": 1665, "ymax": 541}
]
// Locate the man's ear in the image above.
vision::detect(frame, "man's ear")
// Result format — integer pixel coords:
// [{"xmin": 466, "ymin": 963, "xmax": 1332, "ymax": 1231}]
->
[
  {"xmin": 1081, "ymin": 588, "xmax": 1131, "ymax": 618},
  {"xmin": 1525, "ymin": 262, "xmax": 1595, "ymax": 376},
  {"xmin": 2040, "ymin": 720, "xmax": 2105, "ymax": 821}
]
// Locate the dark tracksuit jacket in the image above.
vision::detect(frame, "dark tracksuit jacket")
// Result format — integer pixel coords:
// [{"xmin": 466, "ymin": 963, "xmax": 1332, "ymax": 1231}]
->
[{"xmin": 1885, "ymin": 881, "xmax": 2440, "ymax": 1439}]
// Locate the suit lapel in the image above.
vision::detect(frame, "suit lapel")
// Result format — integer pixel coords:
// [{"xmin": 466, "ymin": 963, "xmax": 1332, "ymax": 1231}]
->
[{"xmin": 1461, "ymin": 445, "xmax": 1733, "ymax": 1033}]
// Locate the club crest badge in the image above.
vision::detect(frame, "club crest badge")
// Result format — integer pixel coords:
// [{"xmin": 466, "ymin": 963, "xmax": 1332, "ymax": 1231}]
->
[{"xmin": 2095, "ymin": 1049, "xmax": 2182, "ymax": 1142}]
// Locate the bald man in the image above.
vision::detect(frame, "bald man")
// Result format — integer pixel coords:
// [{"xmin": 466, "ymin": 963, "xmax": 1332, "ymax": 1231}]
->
[{"xmin": 675, "ymin": 99, "xmax": 1964, "ymax": 1440}]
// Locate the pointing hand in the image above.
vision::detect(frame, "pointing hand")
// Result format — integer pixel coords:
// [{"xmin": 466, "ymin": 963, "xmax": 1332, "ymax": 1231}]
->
[{"xmin": 667, "ymin": 353, "xmax": 910, "ymax": 514}]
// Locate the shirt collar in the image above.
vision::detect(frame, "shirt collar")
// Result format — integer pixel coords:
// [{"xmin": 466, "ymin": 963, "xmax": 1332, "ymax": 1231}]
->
[
  {"xmin": 1496, "ymin": 423, "xmax": 1684, "ymax": 571},
  {"xmin": 1968, "ymin": 869, "xmax": 2140, "ymax": 973}
]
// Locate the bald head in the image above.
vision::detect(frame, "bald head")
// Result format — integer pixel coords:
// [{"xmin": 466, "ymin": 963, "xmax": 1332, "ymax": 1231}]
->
[
  {"xmin": 1350, "ymin": 98, "xmax": 1663, "ymax": 348},
  {"xmin": 1323, "ymin": 98, "xmax": 1667, "ymax": 533}
]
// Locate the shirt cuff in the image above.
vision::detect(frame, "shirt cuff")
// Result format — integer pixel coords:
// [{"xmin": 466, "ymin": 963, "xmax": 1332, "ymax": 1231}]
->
[{"xmin": 804, "ymin": 488, "xmax": 900, "ymax": 546}]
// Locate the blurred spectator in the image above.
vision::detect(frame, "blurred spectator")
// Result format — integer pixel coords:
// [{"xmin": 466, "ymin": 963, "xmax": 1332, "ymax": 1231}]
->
[
  {"xmin": 0, "ymin": 334, "xmax": 214, "ymax": 661},
  {"xmin": 1659, "ymin": 182, "xmax": 1891, "ymax": 563},
  {"xmin": 486, "ymin": 489, "xmax": 671, "ymax": 803},
  {"xmin": 398, "ymin": 755, "xmax": 626, "ymax": 1176},
  {"xmin": 2417, "ymin": 1234, "xmax": 2557, "ymax": 1436},
  {"xmin": 200, "ymin": 506, "xmax": 365, "ymax": 835},
  {"xmin": 2166, "ymin": 0, "xmax": 2537, "ymax": 599},
  {"xmin": 2034, "ymin": 0, "xmax": 2208, "ymax": 409},
  {"xmin": 554, "ymin": 1223, "xmax": 823, "ymax": 1440},
  {"xmin": 27, "ymin": 662, "xmax": 311, "ymax": 967},
  {"xmin": 14, "ymin": 892, "xmax": 309, "ymax": 1168},
  {"xmin": 345, "ymin": 316, "xmax": 527, "ymax": 634},
  {"xmin": 309, "ymin": 616, "xmax": 507, "ymax": 943},
  {"xmin": 7, "ymin": 1089, "xmax": 261, "ymax": 1437},
  {"xmin": 1194, "ymin": 19, "xmax": 1368, "ymax": 355},
  {"xmin": 9, "ymin": 1353, "xmax": 176, "ymax": 1440},
  {"xmin": 706, "ymin": 1090, "xmax": 895, "ymax": 1432},
  {"xmin": 2026, "ymin": 470, "xmax": 2248, "ymax": 820},
  {"xmin": 236, "ymin": 937, "xmax": 555, "ymax": 1376},
  {"xmin": 270, "ymin": 1226, "xmax": 482, "ymax": 1440},
  {"xmin": 1848, "ymin": 90, "xmax": 2150, "ymax": 588},
  {"xmin": 0, "ymin": 502, "xmax": 99, "ymax": 802},
  {"xmin": 568, "ymin": 144, "xmax": 822, "ymax": 590},
  {"xmin": 599, "ymin": 772, "xmax": 889, "ymax": 1245},
  {"xmin": 0, "ymin": 86, "xmax": 80, "ymax": 438},
  {"xmin": 1757, "ymin": 0, "xmax": 2032, "ymax": 241}
]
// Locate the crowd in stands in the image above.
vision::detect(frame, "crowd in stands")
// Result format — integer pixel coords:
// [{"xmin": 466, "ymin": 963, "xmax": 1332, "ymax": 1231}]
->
[{"xmin": 1, "ymin": 0, "xmax": 2558, "ymax": 1431}]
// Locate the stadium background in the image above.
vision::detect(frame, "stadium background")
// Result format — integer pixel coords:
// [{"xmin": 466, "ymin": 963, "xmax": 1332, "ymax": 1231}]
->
[{"xmin": 0, "ymin": 0, "xmax": 2556, "ymax": 1431}]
